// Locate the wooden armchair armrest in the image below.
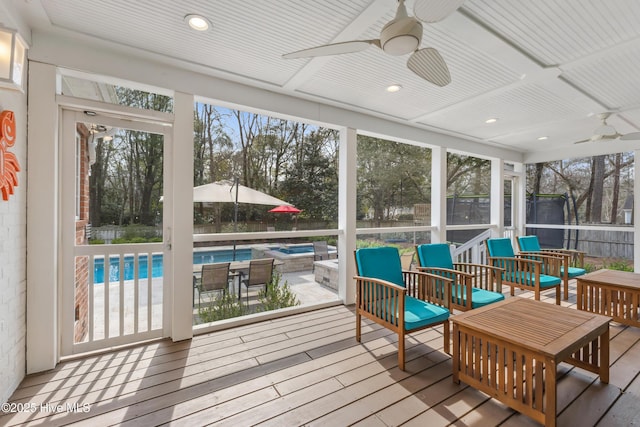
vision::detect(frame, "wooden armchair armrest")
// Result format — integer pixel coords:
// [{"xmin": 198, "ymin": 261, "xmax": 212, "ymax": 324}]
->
[
  {"xmin": 416, "ymin": 266, "xmax": 472, "ymax": 281},
  {"xmin": 540, "ymin": 248, "xmax": 585, "ymax": 267}
]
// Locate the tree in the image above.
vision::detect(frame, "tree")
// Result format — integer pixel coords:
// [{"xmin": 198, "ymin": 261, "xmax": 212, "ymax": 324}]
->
[
  {"xmin": 527, "ymin": 152, "xmax": 634, "ymax": 224},
  {"xmin": 357, "ymin": 136, "xmax": 431, "ymax": 225},
  {"xmin": 280, "ymin": 128, "xmax": 338, "ymax": 221}
]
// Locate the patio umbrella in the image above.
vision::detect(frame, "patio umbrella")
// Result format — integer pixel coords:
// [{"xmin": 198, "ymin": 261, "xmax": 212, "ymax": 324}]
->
[
  {"xmin": 268, "ymin": 205, "xmax": 302, "ymax": 214},
  {"xmin": 191, "ymin": 179, "xmax": 291, "ymax": 260},
  {"xmin": 269, "ymin": 205, "xmax": 302, "ymax": 230},
  {"xmin": 193, "ymin": 180, "xmax": 290, "ymax": 206}
]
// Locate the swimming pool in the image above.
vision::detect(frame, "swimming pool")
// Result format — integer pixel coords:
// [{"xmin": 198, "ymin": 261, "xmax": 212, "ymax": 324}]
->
[{"xmin": 93, "ymin": 248, "xmax": 253, "ymax": 284}]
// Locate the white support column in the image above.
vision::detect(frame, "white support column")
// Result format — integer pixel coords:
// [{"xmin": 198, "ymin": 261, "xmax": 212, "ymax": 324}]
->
[
  {"xmin": 338, "ymin": 127, "xmax": 357, "ymax": 305},
  {"xmin": 635, "ymin": 150, "xmax": 640, "ymax": 272},
  {"xmin": 171, "ymin": 92, "xmax": 194, "ymax": 341},
  {"xmin": 513, "ymin": 162, "xmax": 526, "ymax": 238},
  {"xmin": 26, "ymin": 62, "xmax": 59, "ymax": 373},
  {"xmin": 431, "ymin": 146, "xmax": 447, "ymax": 243},
  {"xmin": 490, "ymin": 158, "xmax": 505, "ymax": 238}
]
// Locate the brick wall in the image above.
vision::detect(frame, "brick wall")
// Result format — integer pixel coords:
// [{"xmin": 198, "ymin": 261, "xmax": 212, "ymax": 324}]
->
[
  {"xmin": 74, "ymin": 125, "xmax": 91, "ymax": 344},
  {"xmin": 0, "ymin": 90, "xmax": 28, "ymax": 404}
]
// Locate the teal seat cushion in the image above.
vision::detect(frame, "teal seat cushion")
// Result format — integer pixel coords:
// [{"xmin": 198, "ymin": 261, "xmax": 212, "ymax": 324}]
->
[
  {"xmin": 375, "ymin": 296, "xmax": 449, "ymax": 331},
  {"xmin": 503, "ymin": 272, "xmax": 561, "ymax": 288},
  {"xmin": 563, "ymin": 266, "xmax": 587, "ymax": 278},
  {"xmin": 518, "ymin": 236, "xmax": 541, "ymax": 252},
  {"xmin": 416, "ymin": 243, "xmax": 454, "ymax": 269},
  {"xmin": 487, "ymin": 238, "xmax": 516, "ymax": 257},
  {"xmin": 355, "ymin": 246, "xmax": 404, "ymax": 287},
  {"xmin": 462, "ymin": 287, "xmax": 505, "ymax": 308}
]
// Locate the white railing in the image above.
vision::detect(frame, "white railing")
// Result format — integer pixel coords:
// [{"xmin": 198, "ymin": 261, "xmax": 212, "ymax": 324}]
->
[
  {"xmin": 72, "ymin": 243, "xmax": 164, "ymax": 353},
  {"xmin": 451, "ymin": 229, "xmax": 492, "ymax": 264}
]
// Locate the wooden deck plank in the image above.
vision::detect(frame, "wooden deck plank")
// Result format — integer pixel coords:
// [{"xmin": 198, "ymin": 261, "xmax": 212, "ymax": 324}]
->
[
  {"xmin": 4, "ymin": 286, "xmax": 640, "ymax": 427},
  {"xmin": 596, "ymin": 391, "xmax": 640, "ymax": 426}
]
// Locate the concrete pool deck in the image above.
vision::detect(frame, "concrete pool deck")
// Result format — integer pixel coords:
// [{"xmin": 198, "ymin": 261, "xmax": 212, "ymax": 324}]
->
[{"xmin": 86, "ymin": 269, "xmax": 341, "ymax": 341}]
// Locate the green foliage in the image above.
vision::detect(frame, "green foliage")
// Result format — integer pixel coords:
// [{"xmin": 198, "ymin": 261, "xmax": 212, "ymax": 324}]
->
[
  {"xmin": 198, "ymin": 292, "xmax": 246, "ymax": 323},
  {"xmin": 604, "ymin": 260, "xmax": 634, "ymax": 272},
  {"xmin": 357, "ymin": 135, "xmax": 431, "ymax": 223},
  {"xmin": 196, "ymin": 270, "xmax": 299, "ymax": 322},
  {"xmin": 257, "ymin": 272, "xmax": 300, "ymax": 312},
  {"xmin": 583, "ymin": 263, "xmax": 598, "ymax": 273},
  {"xmin": 88, "ymin": 239, "xmax": 105, "ymax": 245},
  {"xmin": 111, "ymin": 236, "xmax": 160, "ymax": 244}
]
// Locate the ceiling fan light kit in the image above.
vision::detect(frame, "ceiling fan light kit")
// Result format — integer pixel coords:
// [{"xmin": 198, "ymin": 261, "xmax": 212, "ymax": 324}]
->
[{"xmin": 282, "ymin": 0, "xmax": 465, "ymax": 87}]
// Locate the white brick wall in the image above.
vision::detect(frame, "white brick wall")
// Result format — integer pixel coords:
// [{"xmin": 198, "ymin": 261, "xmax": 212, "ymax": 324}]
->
[{"xmin": 0, "ymin": 88, "xmax": 28, "ymax": 404}]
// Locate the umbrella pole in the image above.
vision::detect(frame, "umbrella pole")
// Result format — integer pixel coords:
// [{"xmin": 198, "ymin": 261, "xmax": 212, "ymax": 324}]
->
[{"xmin": 233, "ymin": 177, "xmax": 239, "ymax": 261}]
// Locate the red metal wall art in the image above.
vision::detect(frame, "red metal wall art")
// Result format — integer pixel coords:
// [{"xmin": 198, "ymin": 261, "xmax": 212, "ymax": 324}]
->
[{"xmin": 0, "ymin": 110, "xmax": 20, "ymax": 201}]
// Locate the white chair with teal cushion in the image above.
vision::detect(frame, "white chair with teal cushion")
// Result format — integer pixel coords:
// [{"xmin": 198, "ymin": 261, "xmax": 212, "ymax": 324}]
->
[
  {"xmin": 517, "ymin": 235, "xmax": 587, "ymax": 300},
  {"xmin": 485, "ymin": 238, "xmax": 561, "ymax": 305},
  {"xmin": 354, "ymin": 246, "xmax": 452, "ymax": 370},
  {"xmin": 415, "ymin": 243, "xmax": 504, "ymax": 311}
]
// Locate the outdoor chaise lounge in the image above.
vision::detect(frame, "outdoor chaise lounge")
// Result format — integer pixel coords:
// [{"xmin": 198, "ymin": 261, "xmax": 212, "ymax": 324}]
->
[
  {"xmin": 354, "ymin": 246, "xmax": 452, "ymax": 370},
  {"xmin": 415, "ymin": 243, "xmax": 504, "ymax": 311},
  {"xmin": 485, "ymin": 238, "xmax": 562, "ymax": 304},
  {"xmin": 517, "ymin": 235, "xmax": 587, "ymax": 300}
]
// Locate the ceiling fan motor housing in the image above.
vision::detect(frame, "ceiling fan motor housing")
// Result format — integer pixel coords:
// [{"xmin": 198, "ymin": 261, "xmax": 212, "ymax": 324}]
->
[{"xmin": 380, "ymin": 17, "xmax": 423, "ymax": 55}]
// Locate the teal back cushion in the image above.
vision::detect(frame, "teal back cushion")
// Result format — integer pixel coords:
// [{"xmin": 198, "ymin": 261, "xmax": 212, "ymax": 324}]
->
[
  {"xmin": 486, "ymin": 238, "xmax": 515, "ymax": 257},
  {"xmin": 518, "ymin": 236, "xmax": 542, "ymax": 252},
  {"xmin": 355, "ymin": 247, "xmax": 404, "ymax": 287},
  {"xmin": 416, "ymin": 244, "xmax": 454, "ymax": 269}
]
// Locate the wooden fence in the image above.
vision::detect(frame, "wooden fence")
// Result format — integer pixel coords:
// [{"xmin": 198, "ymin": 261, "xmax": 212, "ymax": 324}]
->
[{"xmin": 573, "ymin": 229, "xmax": 634, "ymax": 260}]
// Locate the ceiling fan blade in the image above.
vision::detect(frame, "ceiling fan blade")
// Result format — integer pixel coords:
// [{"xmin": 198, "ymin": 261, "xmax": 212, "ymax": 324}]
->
[
  {"xmin": 413, "ymin": 0, "xmax": 466, "ymax": 23},
  {"xmin": 282, "ymin": 40, "xmax": 380, "ymax": 59},
  {"xmin": 620, "ymin": 132, "xmax": 640, "ymax": 141},
  {"xmin": 407, "ymin": 48, "xmax": 451, "ymax": 87}
]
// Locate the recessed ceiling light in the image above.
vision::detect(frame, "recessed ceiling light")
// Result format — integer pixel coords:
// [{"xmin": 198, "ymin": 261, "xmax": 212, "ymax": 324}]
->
[
  {"xmin": 485, "ymin": 118, "xmax": 498, "ymax": 124},
  {"xmin": 185, "ymin": 14, "xmax": 211, "ymax": 31},
  {"xmin": 537, "ymin": 136, "xmax": 548, "ymax": 141},
  {"xmin": 386, "ymin": 84, "xmax": 402, "ymax": 93}
]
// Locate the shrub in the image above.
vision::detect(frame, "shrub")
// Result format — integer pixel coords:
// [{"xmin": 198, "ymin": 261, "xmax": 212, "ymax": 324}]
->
[
  {"xmin": 604, "ymin": 260, "xmax": 633, "ymax": 272},
  {"xmin": 257, "ymin": 272, "xmax": 300, "ymax": 312},
  {"xmin": 198, "ymin": 292, "xmax": 246, "ymax": 323}
]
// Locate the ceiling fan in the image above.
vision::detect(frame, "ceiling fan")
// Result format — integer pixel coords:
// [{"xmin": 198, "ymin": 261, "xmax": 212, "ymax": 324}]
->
[
  {"xmin": 282, "ymin": 0, "xmax": 466, "ymax": 87},
  {"xmin": 574, "ymin": 113, "xmax": 640, "ymax": 144}
]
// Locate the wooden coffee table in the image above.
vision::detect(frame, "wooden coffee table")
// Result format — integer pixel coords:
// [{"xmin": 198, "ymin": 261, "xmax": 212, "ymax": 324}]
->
[
  {"xmin": 577, "ymin": 269, "xmax": 640, "ymax": 327},
  {"xmin": 452, "ymin": 297, "xmax": 610, "ymax": 427}
]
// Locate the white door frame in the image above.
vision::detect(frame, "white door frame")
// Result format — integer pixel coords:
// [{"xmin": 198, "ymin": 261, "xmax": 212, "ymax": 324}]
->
[{"xmin": 59, "ymin": 105, "xmax": 173, "ymax": 355}]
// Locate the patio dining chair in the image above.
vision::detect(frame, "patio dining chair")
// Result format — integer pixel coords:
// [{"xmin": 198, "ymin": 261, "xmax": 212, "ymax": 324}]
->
[
  {"xmin": 485, "ymin": 238, "xmax": 562, "ymax": 305},
  {"xmin": 313, "ymin": 240, "xmax": 330, "ymax": 261},
  {"xmin": 517, "ymin": 235, "xmax": 587, "ymax": 300},
  {"xmin": 354, "ymin": 246, "xmax": 452, "ymax": 370},
  {"xmin": 415, "ymin": 243, "xmax": 504, "ymax": 311},
  {"xmin": 194, "ymin": 262, "xmax": 232, "ymax": 306},
  {"xmin": 240, "ymin": 258, "xmax": 275, "ymax": 303}
]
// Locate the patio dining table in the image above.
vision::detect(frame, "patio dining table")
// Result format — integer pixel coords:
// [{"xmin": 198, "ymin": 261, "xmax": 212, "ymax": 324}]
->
[{"xmin": 193, "ymin": 258, "xmax": 281, "ymax": 300}]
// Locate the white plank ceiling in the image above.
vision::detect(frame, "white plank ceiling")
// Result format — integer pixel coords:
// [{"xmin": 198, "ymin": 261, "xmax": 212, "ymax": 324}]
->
[{"xmin": 12, "ymin": 0, "xmax": 640, "ymax": 160}]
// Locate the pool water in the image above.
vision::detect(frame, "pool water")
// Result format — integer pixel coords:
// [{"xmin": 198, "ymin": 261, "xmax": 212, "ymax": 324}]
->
[
  {"xmin": 275, "ymin": 245, "xmax": 314, "ymax": 254},
  {"xmin": 93, "ymin": 248, "xmax": 252, "ymax": 284}
]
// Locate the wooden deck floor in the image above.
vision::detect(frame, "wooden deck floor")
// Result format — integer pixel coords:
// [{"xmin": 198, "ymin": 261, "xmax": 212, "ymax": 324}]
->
[{"xmin": 3, "ymin": 281, "xmax": 640, "ymax": 426}]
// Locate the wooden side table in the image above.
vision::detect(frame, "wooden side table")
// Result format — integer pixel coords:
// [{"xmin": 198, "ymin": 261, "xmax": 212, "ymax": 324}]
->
[
  {"xmin": 452, "ymin": 297, "xmax": 610, "ymax": 427},
  {"xmin": 577, "ymin": 269, "xmax": 640, "ymax": 327}
]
